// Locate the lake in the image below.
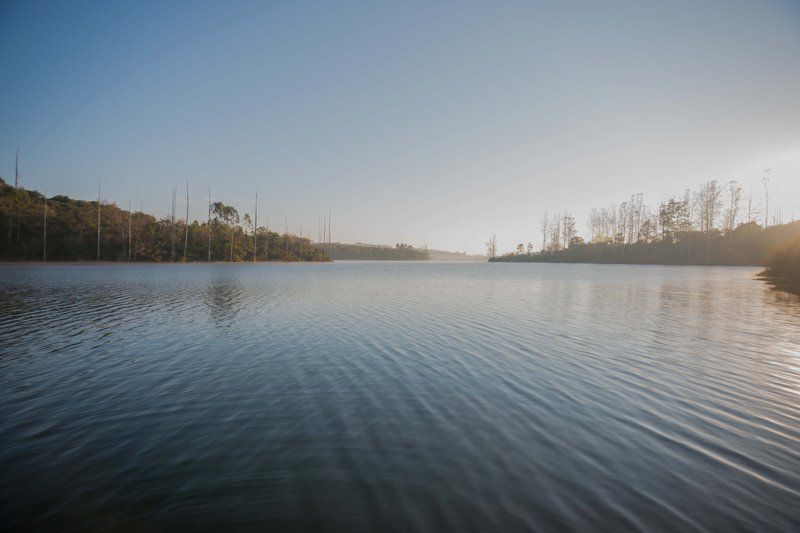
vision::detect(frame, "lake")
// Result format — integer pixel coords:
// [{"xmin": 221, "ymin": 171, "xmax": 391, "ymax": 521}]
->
[{"xmin": 1, "ymin": 262, "xmax": 799, "ymax": 530}]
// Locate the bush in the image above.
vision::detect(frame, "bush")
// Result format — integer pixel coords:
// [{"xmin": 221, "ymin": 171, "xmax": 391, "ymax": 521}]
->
[{"xmin": 763, "ymin": 237, "xmax": 800, "ymax": 294}]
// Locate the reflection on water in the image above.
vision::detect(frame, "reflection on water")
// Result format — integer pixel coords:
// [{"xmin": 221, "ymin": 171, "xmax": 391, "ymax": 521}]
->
[
  {"xmin": 203, "ymin": 269, "xmax": 245, "ymax": 330},
  {"xmin": 1, "ymin": 262, "xmax": 800, "ymax": 530}
]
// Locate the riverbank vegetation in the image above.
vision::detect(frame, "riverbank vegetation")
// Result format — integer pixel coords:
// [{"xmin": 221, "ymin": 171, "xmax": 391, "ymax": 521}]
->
[
  {"xmin": 327, "ymin": 242, "xmax": 430, "ymax": 260},
  {"xmin": 761, "ymin": 237, "xmax": 800, "ymax": 295},
  {"xmin": 0, "ymin": 178, "xmax": 328, "ymax": 262},
  {"xmin": 491, "ymin": 179, "xmax": 800, "ymax": 268},
  {"xmin": 428, "ymin": 249, "xmax": 486, "ymax": 262}
]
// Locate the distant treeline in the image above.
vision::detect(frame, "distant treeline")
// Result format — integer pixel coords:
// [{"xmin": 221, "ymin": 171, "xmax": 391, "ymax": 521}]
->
[
  {"xmin": 0, "ymin": 178, "xmax": 328, "ymax": 262},
  {"xmin": 761, "ymin": 237, "xmax": 800, "ymax": 295},
  {"xmin": 328, "ymin": 242, "xmax": 430, "ymax": 261},
  {"xmin": 428, "ymin": 249, "xmax": 486, "ymax": 262},
  {"xmin": 490, "ymin": 179, "xmax": 800, "ymax": 267},
  {"xmin": 493, "ymin": 221, "xmax": 800, "ymax": 266}
]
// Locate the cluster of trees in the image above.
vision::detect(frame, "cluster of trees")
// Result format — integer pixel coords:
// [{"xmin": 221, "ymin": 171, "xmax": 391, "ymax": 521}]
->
[
  {"xmin": 327, "ymin": 242, "xmax": 430, "ymax": 260},
  {"xmin": 0, "ymin": 178, "xmax": 329, "ymax": 262},
  {"xmin": 762, "ymin": 237, "xmax": 800, "ymax": 295},
  {"xmin": 581, "ymin": 180, "xmax": 757, "ymax": 246},
  {"xmin": 491, "ymin": 178, "xmax": 800, "ymax": 266}
]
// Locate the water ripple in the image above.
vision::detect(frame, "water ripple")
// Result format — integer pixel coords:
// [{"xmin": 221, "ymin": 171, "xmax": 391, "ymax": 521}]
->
[{"xmin": 1, "ymin": 262, "xmax": 800, "ymax": 530}]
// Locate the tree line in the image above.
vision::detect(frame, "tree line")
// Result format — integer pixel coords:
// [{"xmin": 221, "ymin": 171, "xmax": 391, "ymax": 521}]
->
[
  {"xmin": 0, "ymin": 178, "xmax": 330, "ymax": 262},
  {"xmin": 327, "ymin": 242, "xmax": 430, "ymax": 260},
  {"xmin": 490, "ymin": 178, "xmax": 800, "ymax": 266}
]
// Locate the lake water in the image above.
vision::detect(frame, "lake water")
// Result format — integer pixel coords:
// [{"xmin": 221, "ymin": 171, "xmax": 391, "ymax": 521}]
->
[{"xmin": 1, "ymin": 262, "xmax": 799, "ymax": 530}]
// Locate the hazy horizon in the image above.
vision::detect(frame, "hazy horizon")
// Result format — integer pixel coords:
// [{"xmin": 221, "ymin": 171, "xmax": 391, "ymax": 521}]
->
[{"xmin": 2, "ymin": 1, "xmax": 799, "ymax": 254}]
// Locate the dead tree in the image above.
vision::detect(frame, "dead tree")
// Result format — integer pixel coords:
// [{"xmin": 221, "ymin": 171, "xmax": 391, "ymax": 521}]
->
[
  {"xmin": 253, "ymin": 192, "xmax": 258, "ymax": 262},
  {"xmin": 763, "ymin": 172, "xmax": 771, "ymax": 228},
  {"xmin": 183, "ymin": 181, "xmax": 189, "ymax": 261},
  {"xmin": 486, "ymin": 233, "xmax": 497, "ymax": 258},
  {"xmin": 15, "ymin": 149, "xmax": 21, "ymax": 242},
  {"xmin": 97, "ymin": 182, "xmax": 101, "ymax": 261},
  {"xmin": 128, "ymin": 200, "xmax": 132, "ymax": 261},
  {"xmin": 170, "ymin": 185, "xmax": 177, "ymax": 261},
  {"xmin": 265, "ymin": 213, "xmax": 269, "ymax": 261},
  {"xmin": 43, "ymin": 190, "xmax": 47, "ymax": 262},
  {"xmin": 207, "ymin": 187, "xmax": 212, "ymax": 261}
]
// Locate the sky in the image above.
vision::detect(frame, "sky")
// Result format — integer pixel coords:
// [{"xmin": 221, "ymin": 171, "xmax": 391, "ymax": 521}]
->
[{"xmin": 1, "ymin": 0, "xmax": 799, "ymax": 254}]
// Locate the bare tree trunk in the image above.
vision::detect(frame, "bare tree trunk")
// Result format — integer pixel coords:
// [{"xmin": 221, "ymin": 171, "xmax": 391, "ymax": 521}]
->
[
  {"xmin": 43, "ymin": 190, "xmax": 47, "ymax": 262},
  {"xmin": 121, "ymin": 208, "xmax": 125, "ymax": 259},
  {"xmin": 253, "ymin": 192, "xmax": 258, "ymax": 262},
  {"xmin": 97, "ymin": 182, "xmax": 101, "ymax": 261},
  {"xmin": 14, "ymin": 148, "xmax": 21, "ymax": 244},
  {"xmin": 265, "ymin": 214, "xmax": 269, "ymax": 262},
  {"xmin": 171, "ymin": 185, "xmax": 176, "ymax": 261},
  {"xmin": 183, "ymin": 181, "xmax": 189, "ymax": 261},
  {"xmin": 485, "ymin": 233, "xmax": 497, "ymax": 258},
  {"xmin": 135, "ymin": 202, "xmax": 142, "ymax": 261},
  {"xmin": 207, "ymin": 187, "xmax": 212, "ymax": 262},
  {"xmin": 763, "ymin": 174, "xmax": 771, "ymax": 228},
  {"xmin": 128, "ymin": 200, "xmax": 132, "ymax": 261},
  {"xmin": 540, "ymin": 211, "xmax": 548, "ymax": 252}
]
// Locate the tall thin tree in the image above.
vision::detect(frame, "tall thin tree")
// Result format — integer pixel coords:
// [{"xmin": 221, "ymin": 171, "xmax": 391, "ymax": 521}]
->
[
  {"xmin": 265, "ymin": 213, "xmax": 269, "ymax": 261},
  {"xmin": 230, "ymin": 210, "xmax": 235, "ymax": 262},
  {"xmin": 128, "ymin": 200, "xmax": 132, "ymax": 261},
  {"xmin": 14, "ymin": 148, "xmax": 21, "ymax": 242},
  {"xmin": 97, "ymin": 182, "xmax": 101, "ymax": 261},
  {"xmin": 170, "ymin": 185, "xmax": 177, "ymax": 260},
  {"xmin": 183, "ymin": 181, "xmax": 189, "ymax": 261},
  {"xmin": 121, "ymin": 204, "xmax": 126, "ymax": 258},
  {"xmin": 253, "ymin": 191, "xmax": 258, "ymax": 262},
  {"xmin": 135, "ymin": 202, "xmax": 143, "ymax": 261},
  {"xmin": 207, "ymin": 187, "xmax": 212, "ymax": 261},
  {"xmin": 42, "ymin": 189, "xmax": 47, "ymax": 262},
  {"xmin": 762, "ymin": 172, "xmax": 771, "ymax": 228},
  {"xmin": 540, "ymin": 211, "xmax": 549, "ymax": 252}
]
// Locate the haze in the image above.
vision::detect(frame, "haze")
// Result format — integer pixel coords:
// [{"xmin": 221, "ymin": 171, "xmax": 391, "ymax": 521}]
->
[{"xmin": 1, "ymin": 0, "xmax": 799, "ymax": 253}]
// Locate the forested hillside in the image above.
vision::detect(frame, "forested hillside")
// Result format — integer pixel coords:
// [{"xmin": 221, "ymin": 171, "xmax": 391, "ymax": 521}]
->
[{"xmin": 0, "ymin": 178, "xmax": 327, "ymax": 262}]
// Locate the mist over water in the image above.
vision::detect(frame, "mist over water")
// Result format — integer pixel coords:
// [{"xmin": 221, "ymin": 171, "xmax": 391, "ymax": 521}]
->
[{"xmin": 1, "ymin": 262, "xmax": 799, "ymax": 530}]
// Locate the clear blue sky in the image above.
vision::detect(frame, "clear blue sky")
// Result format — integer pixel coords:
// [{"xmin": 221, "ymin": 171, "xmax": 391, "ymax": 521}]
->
[{"xmin": 2, "ymin": 0, "xmax": 799, "ymax": 253}]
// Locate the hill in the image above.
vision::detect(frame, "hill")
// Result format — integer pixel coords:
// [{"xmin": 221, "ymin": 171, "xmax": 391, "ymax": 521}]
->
[{"xmin": 0, "ymin": 178, "xmax": 327, "ymax": 262}]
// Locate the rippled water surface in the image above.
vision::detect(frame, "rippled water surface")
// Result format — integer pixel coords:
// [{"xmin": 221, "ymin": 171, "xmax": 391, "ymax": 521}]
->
[{"xmin": 2, "ymin": 262, "xmax": 800, "ymax": 530}]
